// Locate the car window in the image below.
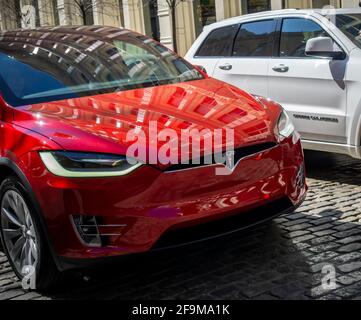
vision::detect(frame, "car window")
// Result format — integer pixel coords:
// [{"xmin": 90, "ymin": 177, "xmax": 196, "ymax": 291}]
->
[
  {"xmin": 0, "ymin": 31, "xmax": 203, "ymax": 107},
  {"xmin": 280, "ymin": 18, "xmax": 329, "ymax": 57},
  {"xmin": 233, "ymin": 20, "xmax": 275, "ymax": 57},
  {"xmin": 195, "ymin": 24, "xmax": 239, "ymax": 57},
  {"xmin": 333, "ymin": 13, "xmax": 361, "ymax": 49}
]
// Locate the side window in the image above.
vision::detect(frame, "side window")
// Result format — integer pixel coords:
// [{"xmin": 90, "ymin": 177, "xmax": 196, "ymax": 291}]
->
[
  {"xmin": 280, "ymin": 18, "xmax": 329, "ymax": 57},
  {"xmin": 195, "ymin": 24, "xmax": 239, "ymax": 57},
  {"xmin": 233, "ymin": 20, "xmax": 276, "ymax": 57}
]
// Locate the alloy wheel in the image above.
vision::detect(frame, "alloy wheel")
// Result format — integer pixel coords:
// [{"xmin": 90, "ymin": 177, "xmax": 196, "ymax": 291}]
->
[{"xmin": 1, "ymin": 190, "xmax": 38, "ymax": 275}]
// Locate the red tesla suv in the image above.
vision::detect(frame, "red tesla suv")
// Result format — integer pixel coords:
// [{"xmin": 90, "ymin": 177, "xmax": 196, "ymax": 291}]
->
[{"xmin": 0, "ymin": 26, "xmax": 306, "ymax": 289}]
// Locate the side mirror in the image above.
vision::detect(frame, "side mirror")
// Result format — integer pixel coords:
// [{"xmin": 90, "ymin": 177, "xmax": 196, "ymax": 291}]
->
[
  {"xmin": 194, "ymin": 65, "xmax": 207, "ymax": 75},
  {"xmin": 305, "ymin": 37, "xmax": 346, "ymax": 60}
]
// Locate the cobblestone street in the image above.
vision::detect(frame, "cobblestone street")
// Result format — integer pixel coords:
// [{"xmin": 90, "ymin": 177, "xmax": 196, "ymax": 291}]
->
[{"xmin": 1, "ymin": 150, "xmax": 361, "ymax": 300}]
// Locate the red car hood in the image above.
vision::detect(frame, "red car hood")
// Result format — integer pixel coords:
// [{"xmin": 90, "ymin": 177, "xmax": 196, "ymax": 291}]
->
[{"xmin": 13, "ymin": 78, "xmax": 279, "ymax": 161}]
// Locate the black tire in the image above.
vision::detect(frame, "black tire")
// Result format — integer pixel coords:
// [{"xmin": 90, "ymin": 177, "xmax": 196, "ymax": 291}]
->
[{"xmin": 0, "ymin": 176, "xmax": 61, "ymax": 291}]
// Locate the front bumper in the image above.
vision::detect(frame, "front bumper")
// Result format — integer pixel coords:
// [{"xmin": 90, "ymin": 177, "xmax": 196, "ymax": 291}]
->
[
  {"xmin": 20, "ymin": 132, "xmax": 307, "ymax": 267},
  {"xmin": 57, "ymin": 195, "xmax": 304, "ymax": 270}
]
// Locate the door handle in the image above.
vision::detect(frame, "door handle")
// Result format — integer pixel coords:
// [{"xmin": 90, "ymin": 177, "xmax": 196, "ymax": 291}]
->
[
  {"xmin": 218, "ymin": 63, "xmax": 232, "ymax": 71},
  {"xmin": 272, "ymin": 64, "xmax": 289, "ymax": 73}
]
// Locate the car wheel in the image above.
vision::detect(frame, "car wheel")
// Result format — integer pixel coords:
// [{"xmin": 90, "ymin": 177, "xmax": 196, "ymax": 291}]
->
[{"xmin": 0, "ymin": 176, "xmax": 61, "ymax": 291}]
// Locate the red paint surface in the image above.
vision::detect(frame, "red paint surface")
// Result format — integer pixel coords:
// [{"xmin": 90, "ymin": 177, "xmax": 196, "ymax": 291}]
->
[{"xmin": 0, "ymin": 77, "xmax": 306, "ymax": 260}]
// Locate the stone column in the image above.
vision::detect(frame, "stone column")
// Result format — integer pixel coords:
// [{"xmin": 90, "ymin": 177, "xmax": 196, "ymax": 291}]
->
[
  {"xmin": 341, "ymin": 0, "xmax": 359, "ymax": 7},
  {"xmin": 19, "ymin": 0, "xmax": 36, "ymax": 28},
  {"xmin": 158, "ymin": 0, "xmax": 172, "ymax": 48},
  {"xmin": 57, "ymin": 0, "xmax": 72, "ymax": 25},
  {"xmin": 285, "ymin": 0, "xmax": 311, "ymax": 8},
  {"xmin": 157, "ymin": 0, "xmax": 196, "ymax": 55},
  {"xmin": 0, "ymin": 11, "xmax": 3, "ymax": 30},
  {"xmin": 93, "ymin": 0, "xmax": 122, "ymax": 27},
  {"xmin": 58, "ymin": 0, "xmax": 83, "ymax": 25},
  {"xmin": 38, "ymin": 0, "xmax": 55, "ymax": 26},
  {"xmin": 122, "ymin": 0, "xmax": 146, "ymax": 33},
  {"xmin": 215, "ymin": 0, "xmax": 225, "ymax": 20},
  {"xmin": 175, "ymin": 0, "xmax": 196, "ymax": 56},
  {"xmin": 271, "ymin": 0, "xmax": 284, "ymax": 9},
  {"xmin": 0, "ymin": 0, "xmax": 20, "ymax": 30},
  {"xmin": 215, "ymin": 0, "xmax": 241, "ymax": 21},
  {"xmin": 329, "ymin": 0, "xmax": 340, "ymax": 7}
]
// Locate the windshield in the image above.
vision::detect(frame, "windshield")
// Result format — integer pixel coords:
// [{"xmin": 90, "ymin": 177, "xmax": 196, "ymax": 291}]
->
[
  {"xmin": 0, "ymin": 28, "xmax": 203, "ymax": 107},
  {"xmin": 332, "ymin": 13, "xmax": 361, "ymax": 49}
]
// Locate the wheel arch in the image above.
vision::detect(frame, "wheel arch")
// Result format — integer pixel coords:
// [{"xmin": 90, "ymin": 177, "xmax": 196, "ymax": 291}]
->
[
  {"xmin": 0, "ymin": 158, "xmax": 62, "ymax": 271},
  {"xmin": 349, "ymin": 100, "xmax": 361, "ymax": 158}
]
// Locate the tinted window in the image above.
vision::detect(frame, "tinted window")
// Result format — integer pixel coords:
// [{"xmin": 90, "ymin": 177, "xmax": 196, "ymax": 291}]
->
[
  {"xmin": 196, "ymin": 24, "xmax": 239, "ymax": 57},
  {"xmin": 233, "ymin": 20, "xmax": 275, "ymax": 57},
  {"xmin": 280, "ymin": 18, "xmax": 328, "ymax": 57},
  {"xmin": 0, "ymin": 29, "xmax": 203, "ymax": 107},
  {"xmin": 333, "ymin": 13, "xmax": 361, "ymax": 49}
]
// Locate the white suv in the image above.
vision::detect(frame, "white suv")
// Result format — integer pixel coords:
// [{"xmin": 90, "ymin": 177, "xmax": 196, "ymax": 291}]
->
[{"xmin": 185, "ymin": 9, "xmax": 361, "ymax": 158}]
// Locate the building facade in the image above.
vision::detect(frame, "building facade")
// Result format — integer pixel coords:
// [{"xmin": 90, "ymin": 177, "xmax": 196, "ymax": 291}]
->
[{"xmin": 0, "ymin": 0, "xmax": 360, "ymax": 56}]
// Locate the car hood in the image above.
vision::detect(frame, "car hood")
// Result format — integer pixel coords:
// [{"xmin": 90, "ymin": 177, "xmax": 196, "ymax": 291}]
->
[{"xmin": 13, "ymin": 78, "xmax": 279, "ymax": 162}]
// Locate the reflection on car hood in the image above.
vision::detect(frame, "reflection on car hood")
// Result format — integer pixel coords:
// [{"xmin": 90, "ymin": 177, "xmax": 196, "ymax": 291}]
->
[{"xmin": 13, "ymin": 78, "xmax": 277, "ymax": 159}]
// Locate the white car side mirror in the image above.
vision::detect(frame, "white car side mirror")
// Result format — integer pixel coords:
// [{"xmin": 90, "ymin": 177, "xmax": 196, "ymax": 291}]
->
[{"xmin": 305, "ymin": 37, "xmax": 346, "ymax": 60}]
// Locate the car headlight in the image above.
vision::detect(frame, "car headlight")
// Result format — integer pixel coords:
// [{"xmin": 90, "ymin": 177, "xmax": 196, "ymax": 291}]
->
[
  {"xmin": 39, "ymin": 151, "xmax": 142, "ymax": 177},
  {"xmin": 277, "ymin": 110, "xmax": 294, "ymax": 139}
]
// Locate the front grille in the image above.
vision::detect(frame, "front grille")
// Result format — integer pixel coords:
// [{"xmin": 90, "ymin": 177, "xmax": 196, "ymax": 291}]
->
[
  {"xmin": 152, "ymin": 196, "xmax": 293, "ymax": 250},
  {"xmin": 165, "ymin": 142, "xmax": 277, "ymax": 172}
]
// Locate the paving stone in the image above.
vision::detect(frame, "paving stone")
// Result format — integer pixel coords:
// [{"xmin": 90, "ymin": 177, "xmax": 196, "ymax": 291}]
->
[
  {"xmin": 283, "ymin": 219, "xmax": 310, "ymax": 227},
  {"xmin": 310, "ymin": 236, "xmax": 336, "ymax": 245},
  {"xmin": 337, "ymin": 235, "xmax": 361, "ymax": 245},
  {"xmin": 270, "ymin": 283, "xmax": 305, "ymax": 299},
  {"xmin": 0, "ymin": 290, "xmax": 26, "ymax": 300},
  {"xmin": 337, "ymin": 275, "xmax": 358, "ymax": 286},
  {"xmin": 308, "ymin": 242, "xmax": 339, "ymax": 254},
  {"xmin": 310, "ymin": 262, "xmax": 330, "ymax": 273},
  {"xmin": 337, "ymin": 243, "xmax": 361, "ymax": 253},
  {"xmin": 309, "ymin": 217, "xmax": 337, "ymax": 226},
  {"xmin": 284, "ymin": 223, "xmax": 313, "ymax": 232},
  {"xmin": 314, "ymin": 229, "xmax": 336, "ymax": 237},
  {"xmin": 338, "ymin": 262, "xmax": 361, "ymax": 273},
  {"xmin": 287, "ymin": 230, "xmax": 311, "ymax": 238},
  {"xmin": 308, "ymin": 251, "xmax": 339, "ymax": 264},
  {"xmin": 332, "ymin": 281, "xmax": 361, "ymax": 299},
  {"xmin": 309, "ymin": 223, "xmax": 335, "ymax": 233},
  {"xmin": 332, "ymin": 252, "xmax": 361, "ymax": 264},
  {"xmin": 318, "ymin": 294, "xmax": 342, "ymax": 300},
  {"xmin": 333, "ymin": 228, "xmax": 361, "ymax": 239},
  {"xmin": 308, "ymin": 285, "xmax": 338, "ymax": 298},
  {"xmin": 292, "ymin": 234, "xmax": 316, "ymax": 244},
  {"xmin": 333, "ymin": 224, "xmax": 359, "ymax": 232},
  {"xmin": 11, "ymin": 292, "xmax": 42, "ymax": 300}
]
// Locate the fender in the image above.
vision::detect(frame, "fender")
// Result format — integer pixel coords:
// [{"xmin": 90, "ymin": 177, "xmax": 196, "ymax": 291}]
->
[
  {"xmin": 335, "ymin": 48, "xmax": 361, "ymax": 158},
  {"xmin": 0, "ymin": 157, "xmax": 62, "ymax": 271},
  {"xmin": 345, "ymin": 89, "xmax": 361, "ymax": 158},
  {"xmin": 352, "ymin": 97, "xmax": 361, "ymax": 146}
]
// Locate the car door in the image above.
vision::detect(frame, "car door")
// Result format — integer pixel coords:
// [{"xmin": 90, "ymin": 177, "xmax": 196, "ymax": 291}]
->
[
  {"xmin": 268, "ymin": 17, "xmax": 347, "ymax": 144},
  {"xmin": 190, "ymin": 24, "xmax": 240, "ymax": 76},
  {"xmin": 213, "ymin": 19, "xmax": 277, "ymax": 97}
]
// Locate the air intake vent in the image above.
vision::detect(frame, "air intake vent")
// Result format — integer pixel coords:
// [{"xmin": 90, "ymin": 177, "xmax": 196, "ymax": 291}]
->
[{"xmin": 72, "ymin": 215, "xmax": 102, "ymax": 247}]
